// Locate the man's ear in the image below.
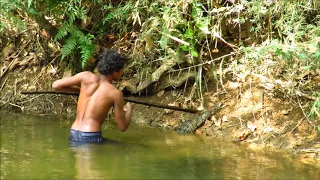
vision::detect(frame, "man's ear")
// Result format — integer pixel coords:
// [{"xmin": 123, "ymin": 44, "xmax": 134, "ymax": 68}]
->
[
  {"xmin": 113, "ymin": 70, "xmax": 123, "ymax": 79},
  {"xmin": 116, "ymin": 69, "xmax": 124, "ymax": 76},
  {"xmin": 113, "ymin": 71, "xmax": 120, "ymax": 77}
]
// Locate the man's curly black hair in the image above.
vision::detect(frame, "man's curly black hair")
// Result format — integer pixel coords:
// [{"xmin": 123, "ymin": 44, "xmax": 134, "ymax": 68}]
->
[{"xmin": 97, "ymin": 49, "xmax": 128, "ymax": 75}]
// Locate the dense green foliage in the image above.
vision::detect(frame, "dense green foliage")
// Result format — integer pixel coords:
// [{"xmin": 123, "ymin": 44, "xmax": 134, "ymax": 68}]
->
[
  {"xmin": 1, "ymin": 0, "xmax": 319, "ymax": 120},
  {"xmin": 2, "ymin": 0, "xmax": 319, "ymax": 68}
]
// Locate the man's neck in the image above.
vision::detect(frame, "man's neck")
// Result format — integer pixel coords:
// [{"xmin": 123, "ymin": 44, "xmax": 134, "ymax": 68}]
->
[{"xmin": 99, "ymin": 75, "xmax": 113, "ymax": 83}]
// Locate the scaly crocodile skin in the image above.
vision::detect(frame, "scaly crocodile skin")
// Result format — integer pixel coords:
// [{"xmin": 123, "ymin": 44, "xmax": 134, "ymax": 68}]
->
[
  {"xmin": 175, "ymin": 104, "xmax": 221, "ymax": 134},
  {"xmin": 175, "ymin": 110, "xmax": 212, "ymax": 134}
]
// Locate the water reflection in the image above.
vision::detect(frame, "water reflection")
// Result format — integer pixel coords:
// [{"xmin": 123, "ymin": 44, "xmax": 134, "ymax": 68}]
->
[
  {"xmin": 69, "ymin": 134, "xmax": 223, "ymax": 179},
  {"xmin": 0, "ymin": 112, "xmax": 75, "ymax": 179},
  {"xmin": 72, "ymin": 146, "xmax": 106, "ymax": 179},
  {"xmin": 70, "ymin": 138, "xmax": 129, "ymax": 179},
  {"xmin": 1, "ymin": 111, "xmax": 319, "ymax": 179}
]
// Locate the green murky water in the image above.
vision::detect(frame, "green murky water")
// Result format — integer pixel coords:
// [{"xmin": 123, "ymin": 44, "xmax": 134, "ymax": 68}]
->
[{"xmin": 1, "ymin": 111, "xmax": 319, "ymax": 179}]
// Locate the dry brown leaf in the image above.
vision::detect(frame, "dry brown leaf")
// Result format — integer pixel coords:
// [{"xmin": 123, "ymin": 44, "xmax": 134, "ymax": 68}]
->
[
  {"xmin": 226, "ymin": 81, "xmax": 240, "ymax": 90},
  {"xmin": 222, "ymin": 115, "xmax": 228, "ymax": 122},
  {"xmin": 211, "ymin": 115, "xmax": 221, "ymax": 127},
  {"xmin": 2, "ymin": 43, "xmax": 15, "ymax": 58},
  {"xmin": 247, "ymin": 121, "xmax": 257, "ymax": 132},
  {"xmin": 63, "ymin": 69, "xmax": 72, "ymax": 78},
  {"xmin": 157, "ymin": 90, "xmax": 165, "ymax": 97},
  {"xmin": 263, "ymin": 126, "xmax": 273, "ymax": 134}
]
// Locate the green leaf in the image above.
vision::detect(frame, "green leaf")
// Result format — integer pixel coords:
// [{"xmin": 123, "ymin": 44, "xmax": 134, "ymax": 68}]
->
[
  {"xmin": 27, "ymin": 0, "xmax": 33, "ymax": 8},
  {"xmin": 54, "ymin": 23, "xmax": 70, "ymax": 41},
  {"xmin": 302, "ymin": 66, "xmax": 312, "ymax": 70},
  {"xmin": 192, "ymin": 4, "xmax": 203, "ymax": 20},
  {"xmin": 191, "ymin": 49, "xmax": 198, "ymax": 57},
  {"xmin": 79, "ymin": 34, "xmax": 94, "ymax": 45},
  {"xmin": 309, "ymin": 97, "xmax": 320, "ymax": 120},
  {"xmin": 274, "ymin": 48, "xmax": 283, "ymax": 56},
  {"xmin": 103, "ymin": 12, "xmax": 115, "ymax": 24},
  {"xmin": 181, "ymin": 45, "xmax": 189, "ymax": 51},
  {"xmin": 312, "ymin": 51, "xmax": 320, "ymax": 60},
  {"xmin": 196, "ymin": 18, "xmax": 210, "ymax": 34},
  {"xmin": 159, "ymin": 35, "xmax": 167, "ymax": 50},
  {"xmin": 79, "ymin": 44, "xmax": 95, "ymax": 69},
  {"xmin": 69, "ymin": 13, "xmax": 76, "ymax": 24},
  {"xmin": 298, "ymin": 52, "xmax": 308, "ymax": 60},
  {"xmin": 185, "ymin": 28, "xmax": 194, "ymax": 38},
  {"xmin": 27, "ymin": 8, "xmax": 37, "ymax": 15},
  {"xmin": 61, "ymin": 37, "xmax": 77, "ymax": 58}
]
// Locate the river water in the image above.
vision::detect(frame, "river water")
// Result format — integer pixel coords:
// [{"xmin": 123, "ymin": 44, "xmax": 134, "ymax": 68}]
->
[{"xmin": 0, "ymin": 111, "xmax": 319, "ymax": 179}]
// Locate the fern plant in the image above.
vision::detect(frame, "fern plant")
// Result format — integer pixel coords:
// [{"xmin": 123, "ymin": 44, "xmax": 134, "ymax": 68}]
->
[
  {"xmin": 102, "ymin": 1, "xmax": 135, "ymax": 34},
  {"xmin": 54, "ymin": 0, "xmax": 95, "ymax": 70},
  {"xmin": 55, "ymin": 22, "xmax": 95, "ymax": 69}
]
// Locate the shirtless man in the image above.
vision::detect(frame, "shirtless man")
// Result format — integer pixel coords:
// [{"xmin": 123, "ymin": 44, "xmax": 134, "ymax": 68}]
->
[{"xmin": 52, "ymin": 50, "xmax": 133, "ymax": 144}]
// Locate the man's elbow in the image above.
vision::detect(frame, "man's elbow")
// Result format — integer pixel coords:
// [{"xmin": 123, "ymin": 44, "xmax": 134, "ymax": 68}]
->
[
  {"xmin": 119, "ymin": 128, "xmax": 127, "ymax": 132},
  {"xmin": 118, "ymin": 124, "xmax": 128, "ymax": 132},
  {"xmin": 52, "ymin": 81, "xmax": 61, "ymax": 90}
]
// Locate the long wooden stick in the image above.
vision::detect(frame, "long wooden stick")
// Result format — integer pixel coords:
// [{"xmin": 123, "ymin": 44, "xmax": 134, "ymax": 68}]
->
[{"xmin": 21, "ymin": 91, "xmax": 199, "ymax": 113}]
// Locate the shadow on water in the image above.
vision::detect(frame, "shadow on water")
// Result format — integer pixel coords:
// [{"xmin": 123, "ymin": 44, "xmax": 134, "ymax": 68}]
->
[{"xmin": 1, "ymin": 111, "xmax": 319, "ymax": 179}]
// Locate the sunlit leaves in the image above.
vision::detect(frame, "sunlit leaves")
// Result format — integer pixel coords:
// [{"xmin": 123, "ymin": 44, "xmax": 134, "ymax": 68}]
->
[
  {"xmin": 191, "ymin": 49, "xmax": 198, "ymax": 57},
  {"xmin": 27, "ymin": 0, "xmax": 32, "ymax": 8},
  {"xmin": 184, "ymin": 29, "xmax": 194, "ymax": 38},
  {"xmin": 196, "ymin": 18, "xmax": 210, "ymax": 34},
  {"xmin": 191, "ymin": 2, "xmax": 210, "ymax": 34},
  {"xmin": 102, "ymin": 2, "xmax": 134, "ymax": 33},
  {"xmin": 159, "ymin": 34, "xmax": 168, "ymax": 50},
  {"xmin": 309, "ymin": 93, "xmax": 320, "ymax": 120},
  {"xmin": 191, "ymin": 3, "xmax": 203, "ymax": 19},
  {"xmin": 180, "ymin": 45, "xmax": 189, "ymax": 51}
]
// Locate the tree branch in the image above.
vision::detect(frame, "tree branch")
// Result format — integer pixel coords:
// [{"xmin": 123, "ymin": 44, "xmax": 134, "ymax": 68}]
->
[{"xmin": 21, "ymin": 91, "xmax": 199, "ymax": 113}]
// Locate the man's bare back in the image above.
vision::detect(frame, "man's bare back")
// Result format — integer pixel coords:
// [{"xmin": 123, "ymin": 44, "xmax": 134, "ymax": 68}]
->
[{"xmin": 52, "ymin": 50, "xmax": 132, "ymax": 144}]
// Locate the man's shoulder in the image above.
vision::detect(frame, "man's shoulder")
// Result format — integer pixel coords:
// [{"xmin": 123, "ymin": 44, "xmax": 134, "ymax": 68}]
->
[
  {"xmin": 78, "ymin": 71, "xmax": 95, "ymax": 77},
  {"xmin": 102, "ymin": 83, "xmax": 121, "ymax": 93},
  {"xmin": 110, "ymin": 89, "xmax": 123, "ymax": 102},
  {"xmin": 100, "ymin": 83, "xmax": 122, "ymax": 97},
  {"xmin": 78, "ymin": 71, "xmax": 98, "ymax": 83}
]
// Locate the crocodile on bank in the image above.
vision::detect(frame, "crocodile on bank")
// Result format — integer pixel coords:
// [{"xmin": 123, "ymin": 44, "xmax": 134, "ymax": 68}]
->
[{"xmin": 175, "ymin": 105, "xmax": 221, "ymax": 134}]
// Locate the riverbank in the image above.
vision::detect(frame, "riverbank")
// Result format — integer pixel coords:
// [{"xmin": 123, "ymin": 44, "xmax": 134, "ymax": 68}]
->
[
  {"xmin": 1, "ymin": 11, "xmax": 319, "ymax": 168},
  {"xmin": 0, "ymin": 64, "xmax": 319, "ymax": 167}
]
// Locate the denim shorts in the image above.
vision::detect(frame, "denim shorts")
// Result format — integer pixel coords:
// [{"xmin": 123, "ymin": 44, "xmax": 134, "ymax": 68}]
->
[{"xmin": 69, "ymin": 129, "xmax": 105, "ymax": 145}]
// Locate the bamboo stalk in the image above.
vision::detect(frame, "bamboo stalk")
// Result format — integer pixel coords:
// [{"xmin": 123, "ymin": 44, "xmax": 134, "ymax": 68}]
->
[{"xmin": 21, "ymin": 91, "xmax": 199, "ymax": 113}]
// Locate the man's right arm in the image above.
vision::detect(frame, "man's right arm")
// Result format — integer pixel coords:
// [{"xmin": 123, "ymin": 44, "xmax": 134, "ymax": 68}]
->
[
  {"xmin": 52, "ymin": 71, "xmax": 95, "ymax": 92},
  {"xmin": 113, "ymin": 91, "xmax": 133, "ymax": 132}
]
